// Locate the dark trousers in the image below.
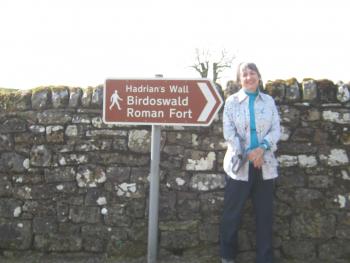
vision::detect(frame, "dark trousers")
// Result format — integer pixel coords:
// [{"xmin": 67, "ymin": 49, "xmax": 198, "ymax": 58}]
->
[{"xmin": 220, "ymin": 164, "xmax": 274, "ymax": 263}]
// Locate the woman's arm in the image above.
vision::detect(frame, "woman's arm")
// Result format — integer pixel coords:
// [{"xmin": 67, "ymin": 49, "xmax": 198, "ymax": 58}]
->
[
  {"xmin": 262, "ymin": 99, "xmax": 281, "ymax": 152},
  {"xmin": 223, "ymin": 98, "xmax": 243, "ymax": 155}
]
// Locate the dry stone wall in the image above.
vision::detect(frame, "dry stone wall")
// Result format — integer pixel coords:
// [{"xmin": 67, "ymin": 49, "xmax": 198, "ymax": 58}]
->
[{"xmin": 0, "ymin": 79, "xmax": 349, "ymax": 262}]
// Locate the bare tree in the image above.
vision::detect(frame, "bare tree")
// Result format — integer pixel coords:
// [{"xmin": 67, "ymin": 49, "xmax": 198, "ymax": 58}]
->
[
  {"xmin": 190, "ymin": 48, "xmax": 235, "ymax": 83},
  {"xmin": 190, "ymin": 49, "xmax": 210, "ymax": 78}
]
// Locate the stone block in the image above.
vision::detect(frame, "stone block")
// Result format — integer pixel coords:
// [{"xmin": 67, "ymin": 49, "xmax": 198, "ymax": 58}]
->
[
  {"xmin": 163, "ymin": 145, "xmax": 185, "ymax": 156},
  {"xmin": 300, "ymin": 108, "xmax": 321, "ymax": 121},
  {"xmin": 14, "ymin": 132, "xmax": 46, "ymax": 145},
  {"xmin": 294, "ymin": 189, "xmax": 323, "ymax": 208},
  {"xmin": 177, "ymin": 192, "xmax": 200, "ymax": 220},
  {"xmin": 0, "ymin": 89, "xmax": 31, "ymax": 112},
  {"xmin": 282, "ymin": 240, "xmax": 316, "ymax": 259},
  {"xmin": 317, "ymin": 79, "xmax": 337, "ymax": 102},
  {"xmin": 308, "ymin": 175, "xmax": 332, "ymax": 188},
  {"xmin": 127, "ymin": 220, "xmax": 146, "ymax": 241},
  {"xmin": 285, "ymin": 78, "xmax": 301, "ymax": 102},
  {"xmin": 291, "ymin": 128, "xmax": 314, "ymax": 142},
  {"xmin": 336, "ymin": 81, "xmax": 350, "ymax": 103},
  {"xmin": 0, "ymin": 152, "xmax": 27, "ymax": 172},
  {"xmin": 84, "ymin": 188, "xmax": 108, "ymax": 206},
  {"xmin": 37, "ymin": 110, "xmax": 72, "ymax": 125},
  {"xmin": 86, "ymin": 129, "xmax": 127, "ymax": 137},
  {"xmin": 279, "ymin": 105, "xmax": 300, "ymax": 127},
  {"xmin": 341, "ymin": 131, "xmax": 350, "ymax": 145},
  {"xmin": 0, "ymin": 176, "xmax": 13, "ymax": 197},
  {"xmin": 33, "ymin": 216, "xmax": 58, "ymax": 234},
  {"xmin": 30, "ymin": 145, "xmax": 51, "ymax": 167},
  {"xmin": 76, "ymin": 164, "xmax": 106, "ymax": 188},
  {"xmin": 112, "ymin": 138, "xmax": 128, "ymax": 151},
  {"xmin": 0, "ymin": 199, "xmax": 22, "ymax": 218},
  {"xmin": 297, "ymin": 154, "xmax": 317, "ymax": 168},
  {"xmin": 322, "ymin": 109, "xmax": 350, "ymax": 124},
  {"xmin": 128, "ymin": 129, "xmax": 151, "ymax": 153},
  {"xmin": 265, "ymin": 80, "xmax": 286, "ymax": 102},
  {"xmin": 22, "ymin": 200, "xmax": 56, "ymax": 217},
  {"xmin": 184, "ymin": 150, "xmax": 216, "ymax": 171},
  {"xmin": 96, "ymin": 152, "xmax": 149, "ymax": 166},
  {"xmin": 190, "ymin": 173, "xmax": 225, "ymax": 191},
  {"xmin": 199, "ymin": 192, "xmax": 224, "ymax": 217},
  {"xmin": 91, "ymin": 85, "xmax": 103, "ymax": 107},
  {"xmin": 127, "ymin": 199, "xmax": 146, "ymax": 219},
  {"xmin": 32, "ymin": 87, "xmax": 50, "ymax": 109},
  {"xmin": 34, "ymin": 233, "xmax": 82, "ymax": 252},
  {"xmin": 72, "ymin": 114, "xmax": 91, "ymax": 124},
  {"xmin": 280, "ymin": 125, "xmax": 291, "ymax": 141},
  {"xmin": 81, "ymin": 87, "xmax": 93, "ymax": 107},
  {"xmin": 165, "ymin": 170, "xmax": 188, "ymax": 190},
  {"xmin": 277, "ymin": 169, "xmax": 305, "ymax": 188},
  {"xmin": 46, "ymin": 125, "xmax": 64, "ymax": 143},
  {"xmin": 0, "ymin": 134, "xmax": 13, "ymax": 151},
  {"xmin": 44, "ymin": 167, "xmax": 76, "ymax": 183},
  {"xmin": 160, "ymin": 230, "xmax": 199, "ymax": 250},
  {"xmin": 58, "ymin": 153, "xmax": 88, "ymax": 166},
  {"xmin": 291, "ymin": 212, "xmax": 335, "ymax": 238},
  {"xmin": 0, "ymin": 219, "xmax": 32, "ymax": 249},
  {"xmin": 104, "ymin": 204, "xmax": 130, "ymax": 227},
  {"xmin": 0, "ymin": 118, "xmax": 27, "ymax": 133},
  {"xmin": 51, "ymin": 86, "xmax": 69, "ymax": 108},
  {"xmin": 69, "ymin": 206, "xmax": 101, "ymax": 224},
  {"xmin": 158, "ymin": 191, "xmax": 176, "ymax": 220},
  {"xmin": 302, "ymin": 79, "xmax": 318, "ymax": 101},
  {"xmin": 277, "ymin": 155, "xmax": 298, "ymax": 167},
  {"xmin": 278, "ymin": 142, "xmax": 317, "ymax": 154},
  {"xmin": 318, "ymin": 240, "xmax": 350, "ymax": 260},
  {"xmin": 83, "ymin": 235, "xmax": 106, "ymax": 252},
  {"xmin": 319, "ymin": 148, "xmax": 349, "ymax": 166},
  {"xmin": 68, "ymin": 87, "xmax": 83, "ymax": 108},
  {"xmin": 65, "ymin": 124, "xmax": 78, "ymax": 137},
  {"xmin": 198, "ymin": 223, "xmax": 219, "ymax": 243}
]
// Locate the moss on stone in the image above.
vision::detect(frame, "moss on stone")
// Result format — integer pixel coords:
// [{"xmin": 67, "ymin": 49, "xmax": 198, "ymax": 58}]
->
[
  {"xmin": 50, "ymin": 85, "xmax": 69, "ymax": 93},
  {"xmin": 0, "ymin": 88, "xmax": 31, "ymax": 112},
  {"xmin": 107, "ymin": 241, "xmax": 147, "ymax": 259},
  {"xmin": 273, "ymin": 79, "xmax": 286, "ymax": 85},
  {"xmin": 285, "ymin": 77, "xmax": 298, "ymax": 86},
  {"xmin": 316, "ymin": 79, "xmax": 335, "ymax": 88},
  {"xmin": 159, "ymin": 220, "xmax": 199, "ymax": 231},
  {"xmin": 302, "ymin": 78, "xmax": 315, "ymax": 82},
  {"xmin": 31, "ymin": 86, "xmax": 51, "ymax": 95}
]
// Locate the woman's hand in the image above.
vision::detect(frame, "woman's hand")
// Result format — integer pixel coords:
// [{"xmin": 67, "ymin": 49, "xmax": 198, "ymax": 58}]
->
[{"xmin": 247, "ymin": 148, "xmax": 264, "ymax": 168}]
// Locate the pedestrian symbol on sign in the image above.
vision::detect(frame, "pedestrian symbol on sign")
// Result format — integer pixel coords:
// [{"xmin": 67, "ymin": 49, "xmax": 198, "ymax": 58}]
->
[{"xmin": 109, "ymin": 89, "xmax": 123, "ymax": 111}]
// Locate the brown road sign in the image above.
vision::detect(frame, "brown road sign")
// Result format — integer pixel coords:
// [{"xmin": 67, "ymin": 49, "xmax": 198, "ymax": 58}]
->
[{"xmin": 103, "ymin": 79, "xmax": 223, "ymax": 126}]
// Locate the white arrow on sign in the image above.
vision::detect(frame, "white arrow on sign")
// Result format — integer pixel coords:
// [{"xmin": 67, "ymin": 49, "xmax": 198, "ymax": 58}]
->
[{"xmin": 197, "ymin": 82, "xmax": 217, "ymax": 122}]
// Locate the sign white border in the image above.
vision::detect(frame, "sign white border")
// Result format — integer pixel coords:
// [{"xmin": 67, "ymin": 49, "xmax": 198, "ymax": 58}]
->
[{"xmin": 102, "ymin": 78, "xmax": 223, "ymax": 127}]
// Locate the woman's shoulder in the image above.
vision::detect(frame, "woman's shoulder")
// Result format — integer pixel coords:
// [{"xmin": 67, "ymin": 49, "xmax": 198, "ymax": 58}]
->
[
  {"xmin": 225, "ymin": 90, "xmax": 241, "ymax": 102},
  {"xmin": 225, "ymin": 93, "xmax": 240, "ymax": 107},
  {"xmin": 260, "ymin": 92, "xmax": 277, "ymax": 104}
]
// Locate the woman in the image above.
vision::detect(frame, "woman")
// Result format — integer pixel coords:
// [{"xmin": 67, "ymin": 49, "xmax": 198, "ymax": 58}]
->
[{"xmin": 220, "ymin": 62, "xmax": 281, "ymax": 263}]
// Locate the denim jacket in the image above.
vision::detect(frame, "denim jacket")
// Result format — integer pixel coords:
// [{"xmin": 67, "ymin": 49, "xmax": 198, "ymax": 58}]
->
[{"xmin": 223, "ymin": 88, "xmax": 281, "ymax": 181}]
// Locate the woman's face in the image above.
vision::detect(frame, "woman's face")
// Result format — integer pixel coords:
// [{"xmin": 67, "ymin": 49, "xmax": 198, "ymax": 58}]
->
[{"xmin": 239, "ymin": 67, "xmax": 260, "ymax": 92}]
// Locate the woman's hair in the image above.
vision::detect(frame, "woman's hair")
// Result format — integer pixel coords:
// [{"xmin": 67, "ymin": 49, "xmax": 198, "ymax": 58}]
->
[{"xmin": 236, "ymin": 62, "xmax": 262, "ymax": 88}]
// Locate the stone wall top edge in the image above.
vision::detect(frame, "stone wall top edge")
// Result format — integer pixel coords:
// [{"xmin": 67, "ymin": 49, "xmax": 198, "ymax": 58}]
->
[{"xmin": 1, "ymin": 78, "xmax": 350, "ymax": 112}]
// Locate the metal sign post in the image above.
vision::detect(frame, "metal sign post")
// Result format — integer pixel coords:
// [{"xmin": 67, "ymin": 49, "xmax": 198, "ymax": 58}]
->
[
  {"xmin": 147, "ymin": 124, "xmax": 161, "ymax": 263},
  {"xmin": 147, "ymin": 74, "xmax": 162, "ymax": 263}
]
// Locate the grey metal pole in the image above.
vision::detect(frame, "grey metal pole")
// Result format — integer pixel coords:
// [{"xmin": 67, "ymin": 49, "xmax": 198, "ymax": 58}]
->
[
  {"xmin": 147, "ymin": 74, "xmax": 163, "ymax": 263},
  {"xmin": 147, "ymin": 125, "xmax": 161, "ymax": 263}
]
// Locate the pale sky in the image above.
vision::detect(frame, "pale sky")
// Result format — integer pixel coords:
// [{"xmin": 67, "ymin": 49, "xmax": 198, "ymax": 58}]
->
[{"xmin": 0, "ymin": 0, "xmax": 349, "ymax": 90}]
